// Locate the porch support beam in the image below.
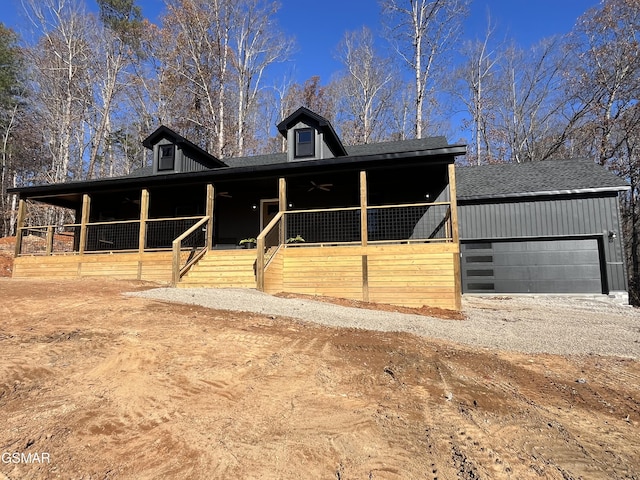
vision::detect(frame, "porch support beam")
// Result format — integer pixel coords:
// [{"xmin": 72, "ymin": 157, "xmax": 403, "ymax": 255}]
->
[
  {"xmin": 279, "ymin": 177, "xmax": 286, "ymax": 245},
  {"xmin": 448, "ymin": 163, "xmax": 462, "ymax": 311},
  {"xmin": 79, "ymin": 194, "xmax": 91, "ymax": 254},
  {"xmin": 14, "ymin": 199, "xmax": 26, "ymax": 257},
  {"xmin": 360, "ymin": 171, "xmax": 369, "ymax": 302},
  {"xmin": 278, "ymin": 177, "xmax": 287, "ymax": 211},
  {"xmin": 206, "ymin": 184, "xmax": 214, "ymax": 250},
  {"xmin": 45, "ymin": 226, "xmax": 54, "ymax": 256},
  {"xmin": 360, "ymin": 171, "xmax": 368, "ymax": 246},
  {"xmin": 138, "ymin": 189, "xmax": 149, "ymax": 254}
]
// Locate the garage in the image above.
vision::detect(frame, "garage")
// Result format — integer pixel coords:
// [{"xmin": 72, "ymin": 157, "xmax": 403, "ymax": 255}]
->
[
  {"xmin": 453, "ymin": 159, "xmax": 629, "ymax": 297},
  {"xmin": 461, "ymin": 238, "xmax": 604, "ymax": 294}
]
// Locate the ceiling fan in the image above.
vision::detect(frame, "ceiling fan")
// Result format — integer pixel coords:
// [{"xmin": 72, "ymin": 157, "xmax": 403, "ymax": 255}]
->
[
  {"xmin": 121, "ymin": 196, "xmax": 140, "ymax": 205},
  {"xmin": 307, "ymin": 180, "xmax": 333, "ymax": 192}
]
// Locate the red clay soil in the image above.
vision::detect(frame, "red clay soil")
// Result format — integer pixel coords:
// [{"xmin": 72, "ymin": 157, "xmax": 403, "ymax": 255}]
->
[
  {"xmin": 0, "ymin": 235, "xmax": 74, "ymax": 277},
  {"xmin": 0, "ymin": 237, "xmax": 16, "ymax": 277},
  {"xmin": 0, "ymin": 277, "xmax": 638, "ymax": 479},
  {"xmin": 275, "ymin": 292, "xmax": 465, "ymax": 320}
]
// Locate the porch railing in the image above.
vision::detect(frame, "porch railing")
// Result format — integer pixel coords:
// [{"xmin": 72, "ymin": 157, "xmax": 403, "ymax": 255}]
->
[
  {"xmin": 16, "ymin": 215, "xmax": 207, "ymax": 256},
  {"xmin": 255, "ymin": 201, "xmax": 452, "ymax": 290},
  {"xmin": 281, "ymin": 201, "xmax": 452, "ymax": 246},
  {"xmin": 18, "ymin": 225, "xmax": 78, "ymax": 255}
]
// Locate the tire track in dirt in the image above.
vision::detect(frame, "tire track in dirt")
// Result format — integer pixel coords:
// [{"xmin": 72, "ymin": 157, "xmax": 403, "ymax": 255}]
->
[{"xmin": 2, "ymin": 278, "xmax": 640, "ymax": 479}]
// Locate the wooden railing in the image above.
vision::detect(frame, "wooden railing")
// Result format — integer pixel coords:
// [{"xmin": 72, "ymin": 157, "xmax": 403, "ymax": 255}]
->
[
  {"xmin": 16, "ymin": 216, "xmax": 207, "ymax": 256},
  {"xmin": 170, "ymin": 215, "xmax": 210, "ymax": 286},
  {"xmin": 254, "ymin": 201, "xmax": 453, "ymax": 291},
  {"xmin": 256, "ymin": 211, "xmax": 284, "ymax": 291},
  {"xmin": 280, "ymin": 201, "xmax": 453, "ymax": 247}
]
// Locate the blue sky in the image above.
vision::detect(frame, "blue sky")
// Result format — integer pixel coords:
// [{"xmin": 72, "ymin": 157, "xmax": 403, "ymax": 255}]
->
[{"xmin": 3, "ymin": 0, "xmax": 596, "ymax": 83}]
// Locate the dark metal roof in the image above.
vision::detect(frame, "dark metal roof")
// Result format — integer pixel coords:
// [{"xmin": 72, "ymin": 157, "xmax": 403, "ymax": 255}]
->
[{"xmin": 457, "ymin": 159, "xmax": 630, "ymax": 201}]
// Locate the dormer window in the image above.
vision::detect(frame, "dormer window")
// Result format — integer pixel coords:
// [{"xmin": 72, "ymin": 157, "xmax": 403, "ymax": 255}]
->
[
  {"xmin": 158, "ymin": 144, "xmax": 175, "ymax": 171},
  {"xmin": 294, "ymin": 128, "xmax": 314, "ymax": 158}
]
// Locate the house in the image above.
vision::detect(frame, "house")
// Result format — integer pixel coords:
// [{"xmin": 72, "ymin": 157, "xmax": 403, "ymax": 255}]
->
[
  {"xmin": 10, "ymin": 107, "xmax": 465, "ymax": 310},
  {"xmin": 8, "ymin": 107, "xmax": 630, "ymax": 307}
]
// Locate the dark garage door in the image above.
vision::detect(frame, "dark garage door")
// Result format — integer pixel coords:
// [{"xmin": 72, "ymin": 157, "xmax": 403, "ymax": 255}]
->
[{"xmin": 462, "ymin": 239, "xmax": 603, "ymax": 294}]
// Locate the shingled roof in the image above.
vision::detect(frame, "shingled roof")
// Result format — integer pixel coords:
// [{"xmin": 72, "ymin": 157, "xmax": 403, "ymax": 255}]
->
[{"xmin": 456, "ymin": 159, "xmax": 629, "ymax": 201}]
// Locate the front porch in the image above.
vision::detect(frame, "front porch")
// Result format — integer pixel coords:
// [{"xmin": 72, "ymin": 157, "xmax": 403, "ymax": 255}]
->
[{"xmin": 12, "ymin": 165, "xmax": 462, "ymax": 310}]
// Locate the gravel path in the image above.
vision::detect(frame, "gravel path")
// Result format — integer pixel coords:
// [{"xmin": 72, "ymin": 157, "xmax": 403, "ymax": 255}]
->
[{"xmin": 129, "ymin": 288, "xmax": 640, "ymax": 358}]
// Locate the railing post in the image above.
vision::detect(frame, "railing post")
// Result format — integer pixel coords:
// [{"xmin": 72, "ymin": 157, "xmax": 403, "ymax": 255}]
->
[
  {"xmin": 139, "ymin": 189, "xmax": 149, "ymax": 253},
  {"xmin": 14, "ymin": 199, "xmax": 26, "ymax": 257},
  {"xmin": 278, "ymin": 177, "xmax": 286, "ymax": 245},
  {"xmin": 448, "ymin": 163, "xmax": 462, "ymax": 311},
  {"xmin": 171, "ymin": 239, "xmax": 180, "ymax": 287},
  {"xmin": 360, "ymin": 171, "xmax": 368, "ymax": 246},
  {"xmin": 448, "ymin": 164, "xmax": 460, "ymax": 244},
  {"xmin": 360, "ymin": 171, "xmax": 369, "ymax": 302},
  {"xmin": 256, "ymin": 236, "xmax": 265, "ymax": 291},
  {"xmin": 79, "ymin": 194, "xmax": 91, "ymax": 254},
  {"xmin": 45, "ymin": 226, "xmax": 54, "ymax": 256},
  {"xmin": 206, "ymin": 184, "xmax": 214, "ymax": 250}
]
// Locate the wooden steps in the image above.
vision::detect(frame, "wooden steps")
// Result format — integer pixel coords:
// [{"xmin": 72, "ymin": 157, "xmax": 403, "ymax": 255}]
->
[{"xmin": 178, "ymin": 249, "xmax": 257, "ymax": 288}]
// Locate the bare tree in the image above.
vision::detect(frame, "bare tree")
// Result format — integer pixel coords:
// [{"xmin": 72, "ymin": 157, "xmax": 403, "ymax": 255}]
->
[
  {"xmin": 453, "ymin": 17, "xmax": 500, "ymax": 164},
  {"xmin": 22, "ymin": 0, "xmax": 92, "ymax": 183},
  {"xmin": 565, "ymin": 0, "xmax": 640, "ymax": 302},
  {"xmin": 84, "ymin": 0, "xmax": 143, "ymax": 178},
  {"xmin": 0, "ymin": 24, "xmax": 25, "ymax": 236},
  {"xmin": 494, "ymin": 37, "xmax": 576, "ymax": 163},
  {"xmin": 160, "ymin": 0, "xmax": 232, "ymax": 156},
  {"xmin": 334, "ymin": 27, "xmax": 396, "ymax": 144},
  {"xmin": 230, "ymin": 0, "xmax": 293, "ymax": 156},
  {"xmin": 381, "ymin": 0, "xmax": 469, "ymax": 139}
]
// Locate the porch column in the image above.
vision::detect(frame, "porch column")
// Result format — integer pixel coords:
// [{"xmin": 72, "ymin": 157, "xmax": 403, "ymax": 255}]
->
[
  {"xmin": 13, "ymin": 198, "xmax": 26, "ymax": 257},
  {"xmin": 448, "ymin": 163, "xmax": 462, "ymax": 311},
  {"xmin": 360, "ymin": 171, "xmax": 369, "ymax": 302},
  {"xmin": 206, "ymin": 184, "xmax": 214, "ymax": 250},
  {"xmin": 360, "ymin": 171, "xmax": 368, "ymax": 246},
  {"xmin": 138, "ymin": 189, "xmax": 149, "ymax": 254},
  {"xmin": 79, "ymin": 194, "xmax": 91, "ymax": 254},
  {"xmin": 279, "ymin": 177, "xmax": 286, "ymax": 245}
]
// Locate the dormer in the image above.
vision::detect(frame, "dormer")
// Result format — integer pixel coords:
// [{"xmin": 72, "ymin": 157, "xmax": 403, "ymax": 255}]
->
[
  {"xmin": 277, "ymin": 107, "xmax": 347, "ymax": 162},
  {"xmin": 142, "ymin": 125, "xmax": 227, "ymax": 174}
]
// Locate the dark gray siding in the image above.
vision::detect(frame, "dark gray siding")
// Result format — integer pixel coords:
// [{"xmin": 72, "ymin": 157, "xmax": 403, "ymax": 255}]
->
[
  {"xmin": 458, "ymin": 195, "xmax": 627, "ymax": 292},
  {"xmin": 181, "ymin": 152, "xmax": 211, "ymax": 172}
]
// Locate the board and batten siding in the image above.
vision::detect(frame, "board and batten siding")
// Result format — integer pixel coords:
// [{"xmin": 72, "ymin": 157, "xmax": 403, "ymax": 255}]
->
[{"xmin": 458, "ymin": 195, "xmax": 627, "ymax": 292}]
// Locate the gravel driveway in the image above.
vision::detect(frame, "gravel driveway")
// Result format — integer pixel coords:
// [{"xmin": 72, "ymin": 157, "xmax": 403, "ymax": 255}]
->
[{"xmin": 130, "ymin": 288, "xmax": 640, "ymax": 358}]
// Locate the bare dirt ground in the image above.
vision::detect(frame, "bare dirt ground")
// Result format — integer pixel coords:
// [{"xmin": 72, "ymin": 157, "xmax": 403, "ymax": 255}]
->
[{"xmin": 0, "ymin": 278, "xmax": 639, "ymax": 479}]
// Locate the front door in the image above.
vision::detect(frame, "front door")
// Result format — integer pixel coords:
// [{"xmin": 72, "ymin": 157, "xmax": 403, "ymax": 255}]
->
[{"xmin": 260, "ymin": 199, "xmax": 279, "ymax": 231}]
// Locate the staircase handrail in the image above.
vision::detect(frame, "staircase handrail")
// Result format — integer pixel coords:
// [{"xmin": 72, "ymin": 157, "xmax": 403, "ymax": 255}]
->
[
  {"xmin": 171, "ymin": 215, "xmax": 210, "ymax": 286},
  {"xmin": 255, "ymin": 211, "xmax": 284, "ymax": 291}
]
